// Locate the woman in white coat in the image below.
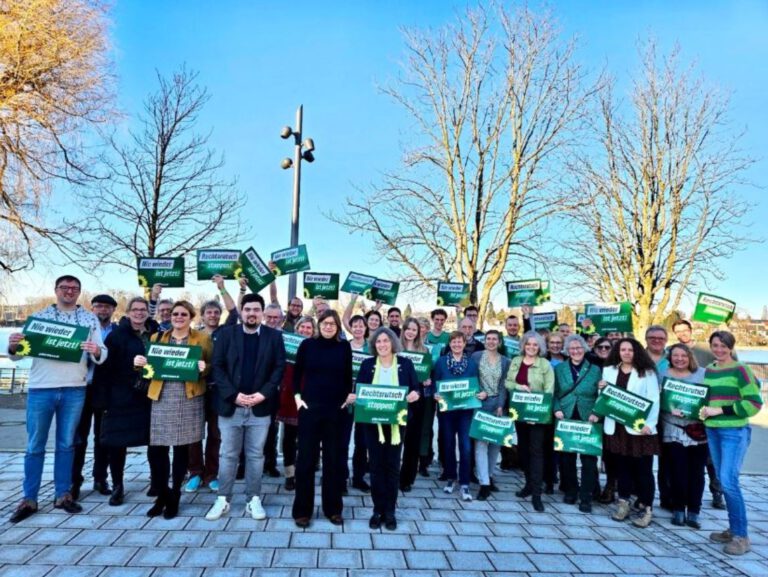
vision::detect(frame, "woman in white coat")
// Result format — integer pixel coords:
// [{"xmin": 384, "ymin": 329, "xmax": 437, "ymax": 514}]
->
[{"xmin": 600, "ymin": 338, "xmax": 659, "ymax": 528}]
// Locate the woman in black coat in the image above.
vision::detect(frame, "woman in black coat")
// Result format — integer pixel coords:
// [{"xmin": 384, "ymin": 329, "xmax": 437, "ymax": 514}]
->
[
  {"xmin": 352, "ymin": 327, "xmax": 420, "ymax": 531},
  {"xmin": 93, "ymin": 297, "xmax": 158, "ymax": 505}
]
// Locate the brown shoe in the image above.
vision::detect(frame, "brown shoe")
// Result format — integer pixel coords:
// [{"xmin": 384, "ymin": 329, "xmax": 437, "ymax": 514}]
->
[
  {"xmin": 598, "ymin": 485, "xmax": 615, "ymax": 505},
  {"xmin": 611, "ymin": 499, "xmax": 631, "ymax": 522},
  {"xmin": 631, "ymin": 506, "xmax": 653, "ymax": 528},
  {"xmin": 709, "ymin": 529, "xmax": 733, "ymax": 543},
  {"xmin": 53, "ymin": 493, "xmax": 83, "ymax": 514},
  {"xmin": 9, "ymin": 499, "xmax": 38, "ymax": 523},
  {"xmin": 328, "ymin": 514, "xmax": 343, "ymax": 526},
  {"xmin": 724, "ymin": 536, "xmax": 751, "ymax": 556},
  {"xmin": 294, "ymin": 517, "xmax": 311, "ymax": 528}
]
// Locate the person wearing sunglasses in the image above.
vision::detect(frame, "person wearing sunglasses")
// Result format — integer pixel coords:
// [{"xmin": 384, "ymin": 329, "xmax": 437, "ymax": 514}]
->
[{"xmin": 134, "ymin": 301, "xmax": 212, "ymax": 519}]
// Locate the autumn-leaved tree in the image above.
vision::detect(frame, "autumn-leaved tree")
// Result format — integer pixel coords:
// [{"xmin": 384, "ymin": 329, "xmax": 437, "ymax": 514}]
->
[
  {"xmin": 0, "ymin": 0, "xmax": 113, "ymax": 272},
  {"xmin": 82, "ymin": 67, "xmax": 246, "ymax": 267},
  {"xmin": 559, "ymin": 43, "xmax": 754, "ymax": 335},
  {"xmin": 331, "ymin": 5, "xmax": 596, "ymax": 324}
]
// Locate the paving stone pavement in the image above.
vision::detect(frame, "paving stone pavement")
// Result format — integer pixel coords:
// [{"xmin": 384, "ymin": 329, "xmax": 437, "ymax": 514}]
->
[{"xmin": 1, "ymin": 451, "xmax": 767, "ymax": 577}]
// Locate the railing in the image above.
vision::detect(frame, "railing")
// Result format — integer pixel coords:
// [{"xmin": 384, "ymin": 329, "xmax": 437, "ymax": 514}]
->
[{"xmin": 0, "ymin": 367, "xmax": 29, "ymax": 394}]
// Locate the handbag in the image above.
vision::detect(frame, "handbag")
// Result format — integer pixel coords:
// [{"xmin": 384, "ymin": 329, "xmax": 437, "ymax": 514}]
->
[{"xmin": 671, "ymin": 422, "xmax": 708, "ymax": 442}]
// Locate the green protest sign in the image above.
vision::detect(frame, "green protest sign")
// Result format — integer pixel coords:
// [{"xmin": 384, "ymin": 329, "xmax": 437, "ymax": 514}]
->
[
  {"xmin": 16, "ymin": 317, "xmax": 90, "ymax": 363},
  {"xmin": 270, "ymin": 244, "xmax": 310, "ymax": 276},
  {"xmin": 583, "ymin": 302, "xmax": 634, "ymax": 334},
  {"xmin": 352, "ymin": 350, "xmax": 374, "ymax": 379},
  {"xmin": 143, "ymin": 342, "xmax": 201, "ymax": 381},
  {"xmin": 554, "ymin": 419, "xmax": 603, "ymax": 456},
  {"xmin": 509, "ymin": 391, "xmax": 553, "ymax": 424},
  {"xmin": 661, "ymin": 377, "xmax": 708, "ymax": 420},
  {"xmin": 196, "ymin": 249, "xmax": 242, "ymax": 280},
  {"xmin": 691, "ymin": 293, "xmax": 736, "ymax": 325},
  {"xmin": 354, "ymin": 383, "xmax": 408, "ymax": 425},
  {"xmin": 436, "ymin": 282, "xmax": 470, "ymax": 307},
  {"xmin": 282, "ymin": 332, "xmax": 306, "ymax": 364},
  {"xmin": 398, "ymin": 351, "xmax": 433, "ymax": 382},
  {"xmin": 137, "ymin": 257, "xmax": 185, "ymax": 288},
  {"xmin": 436, "ymin": 377, "xmax": 482, "ymax": 412},
  {"xmin": 506, "ymin": 279, "xmax": 549, "ymax": 307},
  {"xmin": 501, "ymin": 336, "xmax": 521, "ymax": 359},
  {"xmin": 469, "ymin": 411, "xmax": 517, "ymax": 447},
  {"xmin": 592, "ymin": 383, "xmax": 652, "ymax": 431},
  {"xmin": 341, "ymin": 272, "xmax": 376, "ymax": 297},
  {"xmin": 540, "ymin": 280, "xmax": 551, "ymax": 304},
  {"xmin": 531, "ymin": 311, "xmax": 559, "ymax": 331},
  {"xmin": 240, "ymin": 247, "xmax": 276, "ymax": 293},
  {"xmin": 302, "ymin": 273, "xmax": 339, "ymax": 300},
  {"xmin": 371, "ymin": 279, "xmax": 400, "ymax": 305}
]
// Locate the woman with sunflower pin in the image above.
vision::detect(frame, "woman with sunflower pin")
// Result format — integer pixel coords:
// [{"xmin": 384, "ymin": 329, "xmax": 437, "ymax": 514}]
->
[
  {"xmin": 349, "ymin": 327, "xmax": 420, "ymax": 530},
  {"xmin": 599, "ymin": 338, "xmax": 659, "ymax": 528},
  {"xmin": 133, "ymin": 300, "xmax": 212, "ymax": 519}
]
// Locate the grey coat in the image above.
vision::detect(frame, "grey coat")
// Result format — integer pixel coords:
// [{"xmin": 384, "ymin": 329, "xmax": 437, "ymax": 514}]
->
[{"xmin": 471, "ymin": 351, "xmax": 511, "ymax": 413}]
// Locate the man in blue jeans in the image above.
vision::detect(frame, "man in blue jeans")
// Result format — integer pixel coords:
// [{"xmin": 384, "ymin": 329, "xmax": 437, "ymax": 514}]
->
[
  {"xmin": 8, "ymin": 275, "xmax": 107, "ymax": 523},
  {"xmin": 205, "ymin": 293, "xmax": 285, "ymax": 521}
]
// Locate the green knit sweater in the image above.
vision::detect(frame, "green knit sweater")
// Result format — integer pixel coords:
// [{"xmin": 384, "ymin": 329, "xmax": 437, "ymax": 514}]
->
[{"xmin": 703, "ymin": 362, "xmax": 763, "ymax": 428}]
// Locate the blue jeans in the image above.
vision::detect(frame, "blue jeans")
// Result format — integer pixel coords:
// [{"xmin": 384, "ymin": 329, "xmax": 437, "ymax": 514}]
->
[
  {"xmin": 439, "ymin": 409, "xmax": 473, "ymax": 485},
  {"xmin": 218, "ymin": 407, "xmax": 271, "ymax": 501},
  {"xmin": 707, "ymin": 426, "xmax": 751, "ymax": 537},
  {"xmin": 24, "ymin": 387, "xmax": 86, "ymax": 502}
]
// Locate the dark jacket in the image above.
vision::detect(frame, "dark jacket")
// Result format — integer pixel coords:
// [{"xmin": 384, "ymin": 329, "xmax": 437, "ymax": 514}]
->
[
  {"xmin": 292, "ymin": 337, "xmax": 353, "ymax": 414},
  {"xmin": 355, "ymin": 356, "xmax": 420, "ymax": 396},
  {"xmin": 212, "ymin": 324, "xmax": 286, "ymax": 417}
]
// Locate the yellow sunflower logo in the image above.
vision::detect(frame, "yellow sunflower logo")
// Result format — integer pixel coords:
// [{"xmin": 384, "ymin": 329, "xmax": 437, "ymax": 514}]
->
[
  {"xmin": 233, "ymin": 266, "xmax": 243, "ymax": 278},
  {"xmin": 396, "ymin": 409, "xmax": 408, "ymax": 426},
  {"xmin": 535, "ymin": 293, "xmax": 547, "ymax": 305},
  {"xmin": 15, "ymin": 339, "xmax": 32, "ymax": 357},
  {"xmin": 553, "ymin": 436, "xmax": 564, "ymax": 451},
  {"xmin": 271, "ymin": 265, "xmax": 282, "ymax": 276},
  {"xmin": 436, "ymin": 296, "xmax": 445, "ymax": 306},
  {"xmin": 138, "ymin": 275, "xmax": 148, "ymax": 288},
  {"xmin": 508, "ymin": 407, "xmax": 519, "ymax": 421},
  {"xmin": 362, "ymin": 288, "xmax": 373, "ymax": 300},
  {"xmin": 437, "ymin": 398, "xmax": 448, "ymax": 412},
  {"xmin": 632, "ymin": 418, "xmax": 646, "ymax": 432},
  {"xmin": 303, "ymin": 288, "xmax": 311, "ymax": 299},
  {"xmin": 503, "ymin": 434, "xmax": 516, "ymax": 448},
  {"xmin": 142, "ymin": 364, "xmax": 155, "ymax": 380}
]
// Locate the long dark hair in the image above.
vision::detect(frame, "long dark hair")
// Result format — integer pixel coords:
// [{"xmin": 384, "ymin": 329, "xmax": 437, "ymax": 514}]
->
[{"xmin": 606, "ymin": 337, "xmax": 656, "ymax": 377}]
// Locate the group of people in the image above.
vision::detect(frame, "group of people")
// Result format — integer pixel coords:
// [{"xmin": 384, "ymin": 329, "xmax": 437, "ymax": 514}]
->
[{"xmin": 7, "ymin": 275, "xmax": 763, "ymax": 556}]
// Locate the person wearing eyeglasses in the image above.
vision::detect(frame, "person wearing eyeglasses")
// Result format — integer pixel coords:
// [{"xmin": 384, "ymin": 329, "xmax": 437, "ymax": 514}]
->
[
  {"xmin": 8, "ymin": 275, "xmax": 108, "ymax": 523},
  {"xmin": 645, "ymin": 325, "xmax": 672, "ymax": 511},
  {"xmin": 291, "ymin": 310, "xmax": 354, "ymax": 528},
  {"xmin": 134, "ymin": 301, "xmax": 212, "ymax": 519},
  {"xmin": 93, "ymin": 296, "xmax": 160, "ymax": 506},
  {"xmin": 269, "ymin": 280, "xmax": 304, "ymax": 333}
]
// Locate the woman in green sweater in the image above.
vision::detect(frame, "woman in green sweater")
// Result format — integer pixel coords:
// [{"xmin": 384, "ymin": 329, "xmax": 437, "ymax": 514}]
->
[{"xmin": 700, "ymin": 331, "xmax": 763, "ymax": 556}]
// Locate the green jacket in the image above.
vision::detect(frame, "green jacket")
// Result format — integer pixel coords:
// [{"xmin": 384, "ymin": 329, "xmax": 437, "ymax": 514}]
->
[
  {"xmin": 553, "ymin": 360, "xmax": 601, "ymax": 420},
  {"xmin": 506, "ymin": 356, "xmax": 555, "ymax": 394}
]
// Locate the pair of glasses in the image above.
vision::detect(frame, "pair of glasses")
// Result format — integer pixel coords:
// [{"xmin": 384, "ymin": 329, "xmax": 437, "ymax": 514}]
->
[
  {"xmin": 596, "ymin": 345, "xmax": 612, "ymax": 350},
  {"xmin": 172, "ymin": 312, "xmax": 190, "ymax": 317},
  {"xmin": 57, "ymin": 286, "xmax": 81, "ymax": 293}
]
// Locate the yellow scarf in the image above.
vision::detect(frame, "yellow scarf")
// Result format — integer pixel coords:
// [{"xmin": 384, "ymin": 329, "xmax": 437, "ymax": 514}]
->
[{"xmin": 373, "ymin": 356, "xmax": 401, "ymax": 445}]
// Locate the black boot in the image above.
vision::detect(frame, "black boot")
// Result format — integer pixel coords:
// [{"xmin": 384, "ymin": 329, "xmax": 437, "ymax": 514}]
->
[
  {"xmin": 515, "ymin": 485, "xmax": 532, "ymax": 499},
  {"xmin": 477, "ymin": 485, "xmax": 492, "ymax": 501},
  {"xmin": 109, "ymin": 484, "xmax": 124, "ymax": 506},
  {"xmin": 532, "ymin": 495, "xmax": 545, "ymax": 512},
  {"xmin": 146, "ymin": 488, "xmax": 167, "ymax": 517},
  {"xmin": 163, "ymin": 489, "xmax": 181, "ymax": 519}
]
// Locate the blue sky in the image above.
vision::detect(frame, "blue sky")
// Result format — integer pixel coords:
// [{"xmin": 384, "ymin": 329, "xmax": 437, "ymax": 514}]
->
[{"xmin": 11, "ymin": 1, "xmax": 768, "ymax": 316}]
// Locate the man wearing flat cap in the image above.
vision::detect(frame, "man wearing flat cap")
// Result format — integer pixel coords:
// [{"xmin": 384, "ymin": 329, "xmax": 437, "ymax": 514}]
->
[{"xmin": 71, "ymin": 294, "xmax": 119, "ymax": 500}]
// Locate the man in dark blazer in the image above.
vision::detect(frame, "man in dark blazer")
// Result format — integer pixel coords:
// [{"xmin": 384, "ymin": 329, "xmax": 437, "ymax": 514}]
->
[{"xmin": 205, "ymin": 293, "xmax": 286, "ymax": 521}]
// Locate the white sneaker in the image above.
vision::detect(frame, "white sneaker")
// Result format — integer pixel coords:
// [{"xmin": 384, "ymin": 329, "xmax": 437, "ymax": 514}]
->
[
  {"xmin": 460, "ymin": 485, "xmax": 473, "ymax": 502},
  {"xmin": 246, "ymin": 496, "xmax": 266, "ymax": 520},
  {"xmin": 443, "ymin": 481, "xmax": 455, "ymax": 494},
  {"xmin": 205, "ymin": 496, "xmax": 230, "ymax": 521}
]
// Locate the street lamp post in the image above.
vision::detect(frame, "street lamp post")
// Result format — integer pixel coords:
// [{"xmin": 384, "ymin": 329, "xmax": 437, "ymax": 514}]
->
[{"xmin": 280, "ymin": 104, "xmax": 315, "ymax": 301}]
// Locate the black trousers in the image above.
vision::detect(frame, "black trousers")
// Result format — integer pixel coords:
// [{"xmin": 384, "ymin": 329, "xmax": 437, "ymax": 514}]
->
[
  {"xmin": 400, "ymin": 397, "xmax": 426, "ymax": 487},
  {"xmin": 516, "ymin": 422, "xmax": 546, "ymax": 496},
  {"xmin": 365, "ymin": 425, "xmax": 403, "ymax": 518},
  {"xmin": 293, "ymin": 408, "xmax": 343, "ymax": 520},
  {"xmin": 339, "ymin": 411, "xmax": 368, "ymax": 485},
  {"xmin": 264, "ymin": 414, "xmax": 279, "ymax": 472},
  {"xmin": 615, "ymin": 453, "xmax": 655, "ymax": 506},
  {"xmin": 282, "ymin": 423, "xmax": 298, "ymax": 469},
  {"xmin": 560, "ymin": 452, "xmax": 598, "ymax": 504},
  {"xmin": 657, "ymin": 421, "xmax": 672, "ymax": 504},
  {"xmin": 543, "ymin": 424, "xmax": 557, "ymax": 486},
  {"xmin": 108, "ymin": 447, "xmax": 127, "ymax": 486},
  {"xmin": 665, "ymin": 442, "xmax": 707, "ymax": 514},
  {"xmin": 148, "ymin": 445, "xmax": 189, "ymax": 493},
  {"xmin": 72, "ymin": 388, "xmax": 109, "ymax": 485}
]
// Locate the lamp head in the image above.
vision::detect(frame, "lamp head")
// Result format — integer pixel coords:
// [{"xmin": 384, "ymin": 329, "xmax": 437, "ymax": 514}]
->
[
  {"xmin": 280, "ymin": 126, "xmax": 293, "ymax": 139},
  {"xmin": 302, "ymin": 138, "xmax": 315, "ymax": 152},
  {"xmin": 281, "ymin": 157, "xmax": 293, "ymax": 169},
  {"xmin": 302, "ymin": 151, "xmax": 315, "ymax": 163}
]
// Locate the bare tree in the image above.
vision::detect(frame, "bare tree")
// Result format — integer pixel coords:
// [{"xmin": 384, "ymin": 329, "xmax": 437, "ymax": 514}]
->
[
  {"xmin": 0, "ymin": 0, "xmax": 113, "ymax": 272},
  {"xmin": 82, "ymin": 66, "xmax": 246, "ymax": 267},
  {"xmin": 559, "ymin": 42, "xmax": 755, "ymax": 335},
  {"xmin": 331, "ymin": 5, "xmax": 595, "ymax": 323}
]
